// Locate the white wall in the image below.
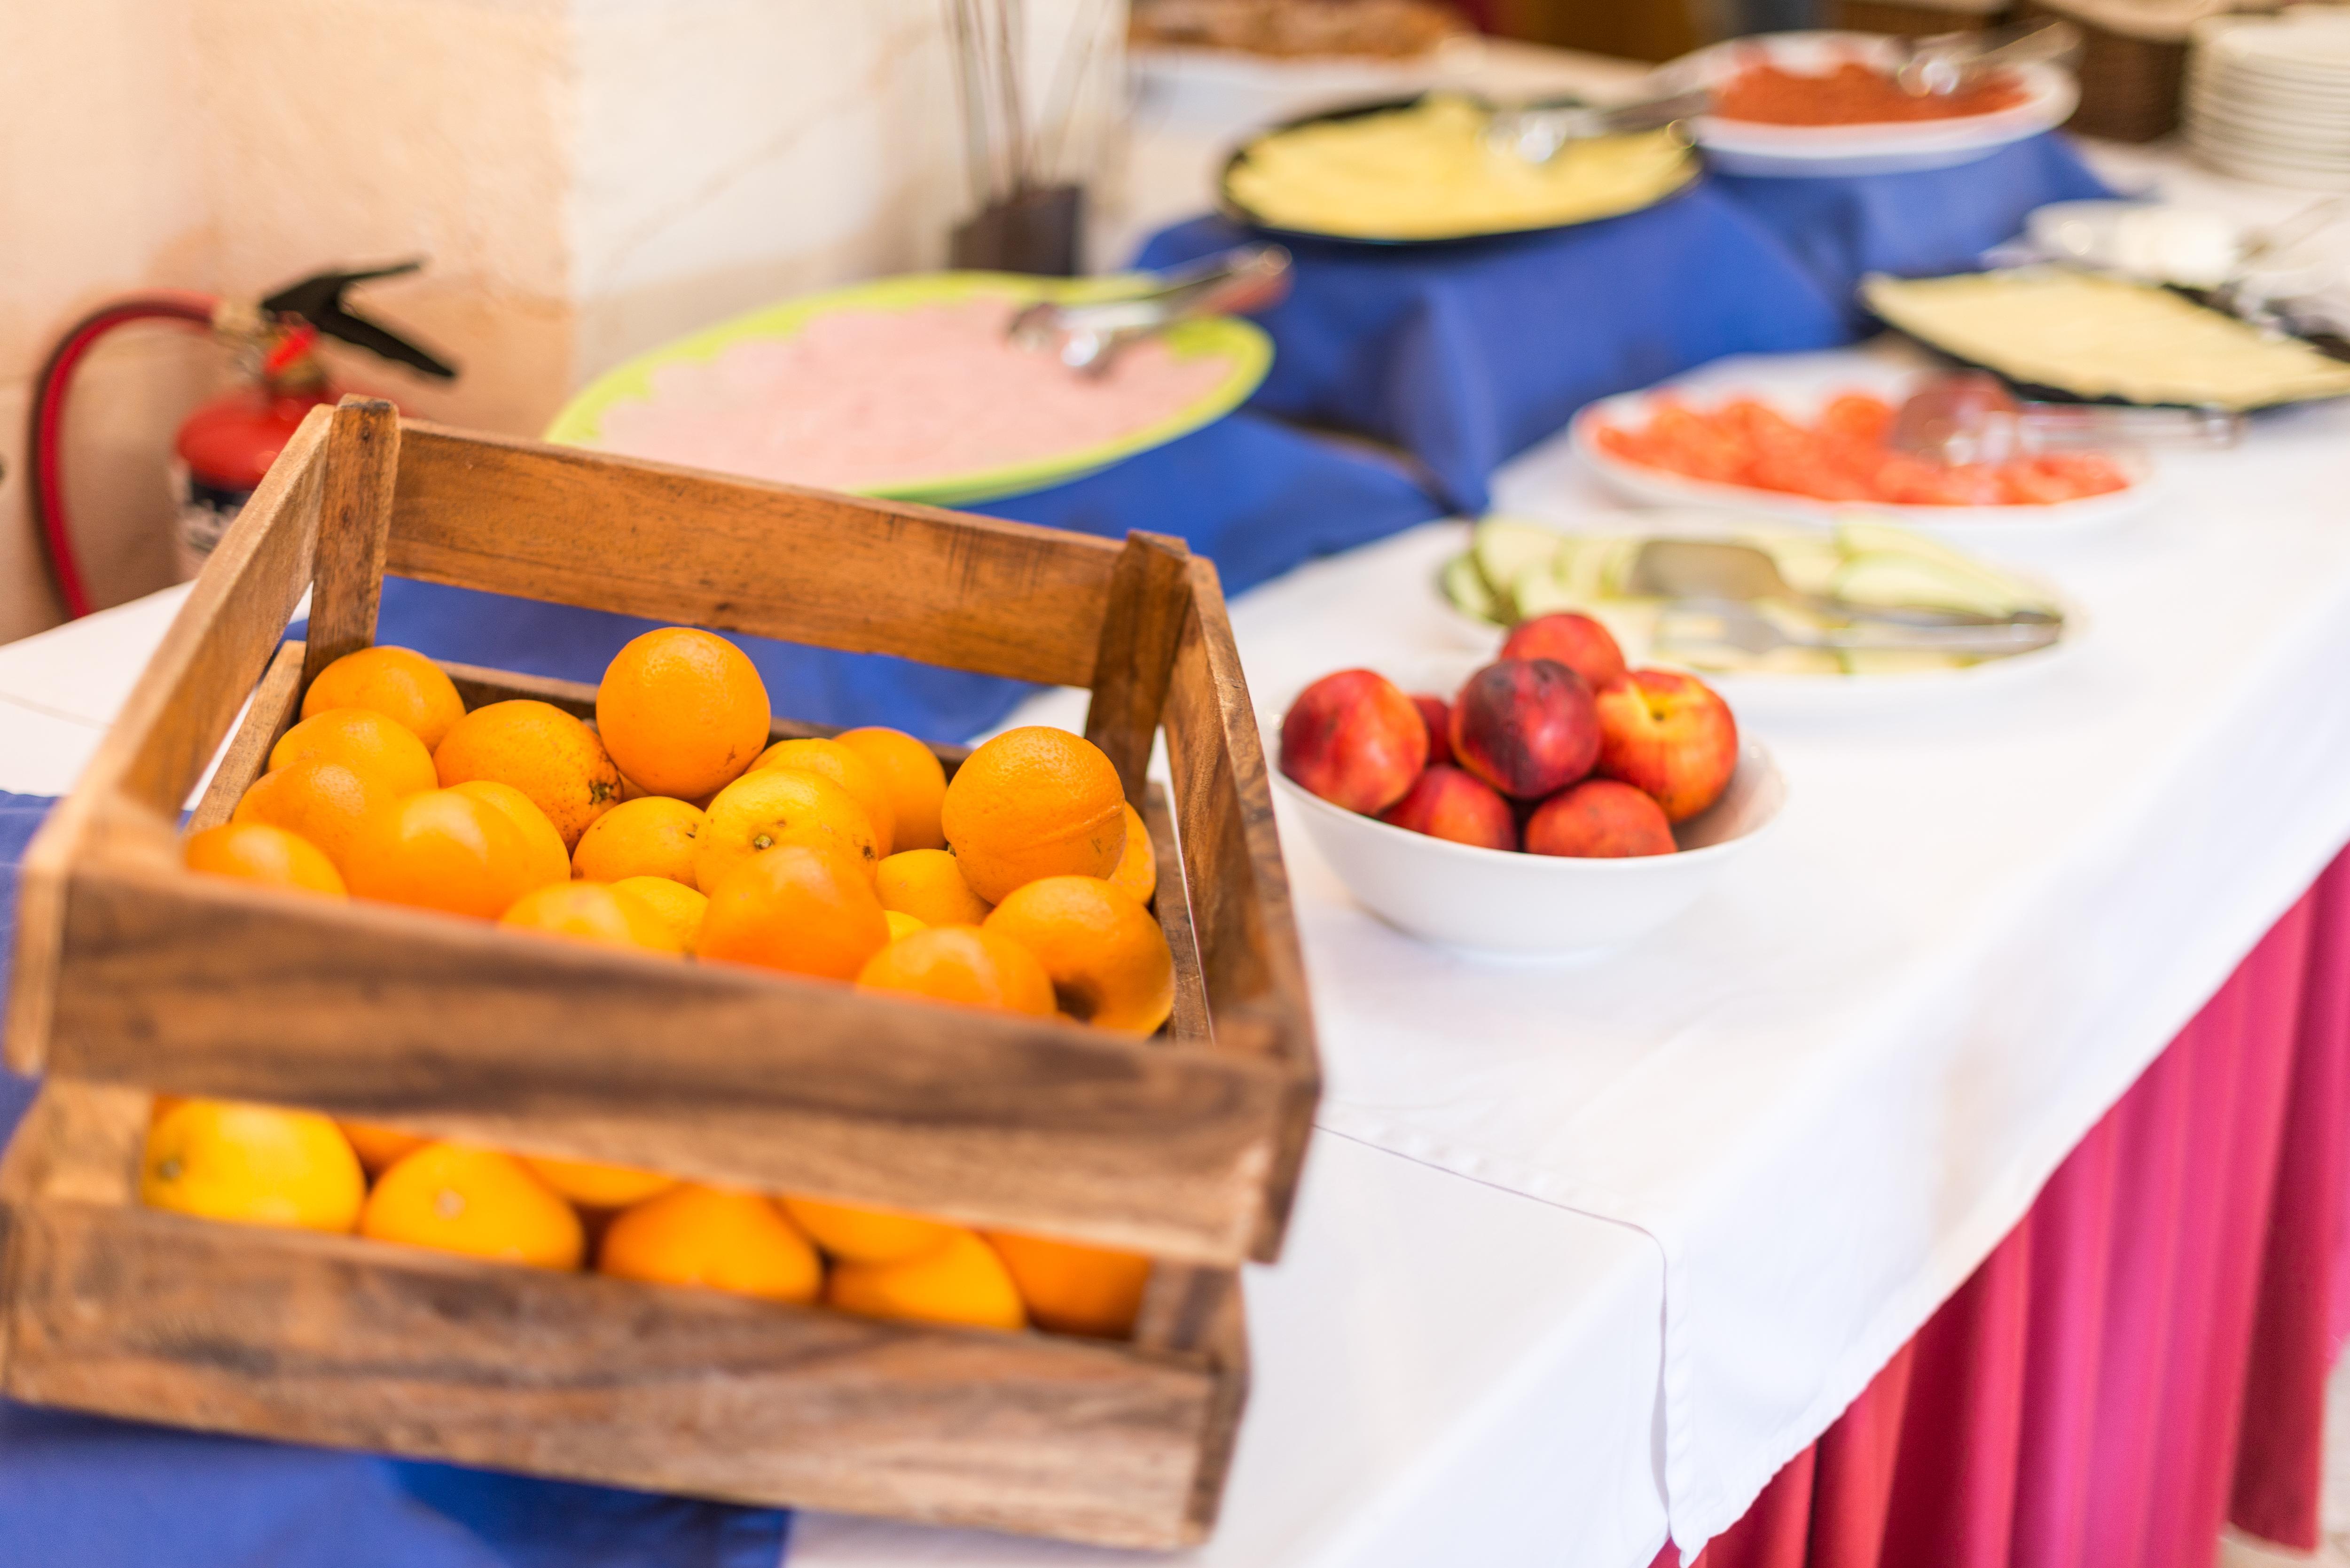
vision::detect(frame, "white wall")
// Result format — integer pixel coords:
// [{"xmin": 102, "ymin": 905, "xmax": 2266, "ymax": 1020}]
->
[{"xmin": 0, "ymin": 0, "xmax": 1125, "ymax": 641}]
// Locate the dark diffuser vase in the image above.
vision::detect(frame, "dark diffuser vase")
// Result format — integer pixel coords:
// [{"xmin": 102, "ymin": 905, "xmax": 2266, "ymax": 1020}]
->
[{"xmin": 949, "ymin": 183, "xmax": 1085, "ymax": 276}]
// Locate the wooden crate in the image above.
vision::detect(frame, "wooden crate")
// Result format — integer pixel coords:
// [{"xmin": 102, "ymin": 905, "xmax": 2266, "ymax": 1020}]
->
[{"xmin": 0, "ymin": 397, "xmax": 1319, "ymax": 1548}]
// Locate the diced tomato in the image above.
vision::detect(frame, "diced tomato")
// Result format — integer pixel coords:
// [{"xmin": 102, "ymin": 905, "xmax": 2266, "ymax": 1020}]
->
[{"xmin": 1598, "ymin": 389, "xmax": 2133, "ymax": 510}]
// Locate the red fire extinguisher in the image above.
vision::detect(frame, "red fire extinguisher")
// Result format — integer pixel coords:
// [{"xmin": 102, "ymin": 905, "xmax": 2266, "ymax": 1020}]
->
[{"xmin": 27, "ymin": 261, "xmax": 457, "ymax": 618}]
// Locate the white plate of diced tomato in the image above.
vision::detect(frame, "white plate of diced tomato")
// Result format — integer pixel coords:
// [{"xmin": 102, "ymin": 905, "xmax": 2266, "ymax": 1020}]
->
[{"xmin": 1569, "ymin": 366, "xmax": 2160, "ymax": 539}]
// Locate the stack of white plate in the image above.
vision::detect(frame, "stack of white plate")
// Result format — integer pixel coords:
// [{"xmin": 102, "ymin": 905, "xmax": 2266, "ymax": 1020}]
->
[{"xmin": 2187, "ymin": 7, "xmax": 2350, "ymax": 190}]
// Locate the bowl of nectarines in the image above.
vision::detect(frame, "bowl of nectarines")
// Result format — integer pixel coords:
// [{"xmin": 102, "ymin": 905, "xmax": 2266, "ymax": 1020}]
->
[{"xmin": 1271, "ymin": 614, "xmax": 1786, "ymax": 956}]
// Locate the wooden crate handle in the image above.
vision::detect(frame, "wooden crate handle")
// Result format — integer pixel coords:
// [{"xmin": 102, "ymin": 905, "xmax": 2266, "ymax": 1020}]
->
[
  {"xmin": 300, "ymin": 397, "xmax": 401, "ymax": 688},
  {"xmin": 1083, "ymin": 532, "xmax": 1192, "ymax": 803}
]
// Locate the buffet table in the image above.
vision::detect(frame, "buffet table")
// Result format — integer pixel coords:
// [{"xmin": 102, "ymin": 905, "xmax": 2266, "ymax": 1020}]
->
[{"xmin": 7, "ymin": 43, "xmax": 2350, "ymax": 1568}]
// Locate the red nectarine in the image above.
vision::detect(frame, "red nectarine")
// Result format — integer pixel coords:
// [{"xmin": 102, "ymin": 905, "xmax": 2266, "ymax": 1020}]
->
[
  {"xmin": 1501, "ymin": 613, "xmax": 1627, "ymax": 690},
  {"xmin": 1411, "ymin": 694, "xmax": 1453, "ymax": 768},
  {"xmin": 1281, "ymin": 669, "xmax": 1429, "ymax": 814},
  {"xmin": 1448, "ymin": 659, "xmax": 1599, "ymax": 801},
  {"xmin": 1592, "ymin": 669, "xmax": 1739, "ymax": 823},
  {"xmin": 1525, "ymin": 779, "xmax": 1675, "ymax": 858},
  {"xmin": 1379, "ymin": 764, "xmax": 1516, "ymax": 851}
]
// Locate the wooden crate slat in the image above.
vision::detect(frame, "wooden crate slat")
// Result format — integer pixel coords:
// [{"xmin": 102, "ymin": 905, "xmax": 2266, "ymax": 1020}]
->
[
  {"xmin": 0, "ymin": 1083, "xmax": 1236, "ymax": 1549},
  {"xmin": 1082, "ymin": 532, "xmax": 1193, "ymax": 802},
  {"xmin": 185, "ymin": 640, "xmax": 310, "ymax": 834},
  {"xmin": 388, "ymin": 424, "xmax": 1123, "ymax": 689},
  {"xmin": 4, "ymin": 405, "xmax": 332, "ymax": 1076},
  {"xmin": 298, "ymin": 397, "xmax": 401, "ymax": 688},
  {"xmin": 45, "ymin": 858, "xmax": 1294, "ymax": 1263},
  {"xmin": 1160, "ymin": 558, "xmax": 1318, "ymax": 1259}
]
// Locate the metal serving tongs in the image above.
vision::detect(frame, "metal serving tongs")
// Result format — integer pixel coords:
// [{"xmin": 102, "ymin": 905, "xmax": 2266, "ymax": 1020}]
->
[
  {"xmin": 1890, "ymin": 372, "xmax": 2242, "ymax": 466},
  {"xmin": 1626, "ymin": 538, "xmax": 2059, "ymax": 631},
  {"xmin": 1484, "ymin": 88, "xmax": 1712, "ymax": 165},
  {"xmin": 1006, "ymin": 244, "xmax": 1292, "ymax": 378},
  {"xmin": 1655, "ymin": 599, "xmax": 2065, "ymax": 663},
  {"xmin": 1895, "ymin": 19, "xmax": 2081, "ymax": 97}
]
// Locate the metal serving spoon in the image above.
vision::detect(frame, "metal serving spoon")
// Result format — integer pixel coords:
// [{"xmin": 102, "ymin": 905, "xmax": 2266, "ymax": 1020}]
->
[
  {"xmin": 1895, "ymin": 19, "xmax": 2079, "ymax": 98},
  {"xmin": 1655, "ymin": 597, "xmax": 2064, "ymax": 663},
  {"xmin": 1484, "ymin": 88, "xmax": 1711, "ymax": 165},
  {"xmin": 1890, "ymin": 372, "xmax": 2242, "ymax": 465},
  {"xmin": 1625, "ymin": 538, "xmax": 2057, "ymax": 629},
  {"xmin": 1007, "ymin": 244, "xmax": 1292, "ymax": 378}
]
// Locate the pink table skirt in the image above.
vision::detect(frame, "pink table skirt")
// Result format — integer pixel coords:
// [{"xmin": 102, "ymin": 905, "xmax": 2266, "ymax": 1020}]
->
[{"xmin": 1653, "ymin": 842, "xmax": 2350, "ymax": 1568}]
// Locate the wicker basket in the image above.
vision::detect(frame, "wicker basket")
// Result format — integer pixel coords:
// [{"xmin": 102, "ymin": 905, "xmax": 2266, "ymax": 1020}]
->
[{"xmin": 2015, "ymin": 0, "xmax": 2186, "ymax": 140}]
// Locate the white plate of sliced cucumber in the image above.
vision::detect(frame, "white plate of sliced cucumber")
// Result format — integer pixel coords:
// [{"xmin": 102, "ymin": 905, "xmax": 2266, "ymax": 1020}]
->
[{"xmin": 1441, "ymin": 513, "xmax": 2085, "ymax": 718}]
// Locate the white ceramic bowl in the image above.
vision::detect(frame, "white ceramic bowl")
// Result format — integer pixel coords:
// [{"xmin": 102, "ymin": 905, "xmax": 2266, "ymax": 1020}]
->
[
  {"xmin": 1650, "ymin": 31, "xmax": 2077, "ymax": 178},
  {"xmin": 1274, "ymin": 735, "xmax": 1787, "ymax": 958}
]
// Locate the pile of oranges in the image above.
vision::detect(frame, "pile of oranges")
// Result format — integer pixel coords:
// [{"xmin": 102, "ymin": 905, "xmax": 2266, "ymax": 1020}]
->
[
  {"xmin": 141, "ymin": 1096, "xmax": 1150, "ymax": 1336},
  {"xmin": 154, "ymin": 624, "xmax": 1184, "ymax": 1336}
]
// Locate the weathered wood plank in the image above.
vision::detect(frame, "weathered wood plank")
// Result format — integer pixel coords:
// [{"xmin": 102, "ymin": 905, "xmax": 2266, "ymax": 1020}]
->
[
  {"xmin": 298, "ymin": 398, "xmax": 400, "ymax": 688},
  {"xmin": 388, "ymin": 424, "xmax": 1123, "ymax": 688},
  {"xmin": 1160, "ymin": 559, "xmax": 1319, "ymax": 1260},
  {"xmin": 185, "ymin": 640, "xmax": 308, "ymax": 834},
  {"xmin": 42, "ymin": 859, "xmax": 1298, "ymax": 1264},
  {"xmin": 1083, "ymin": 532, "xmax": 1193, "ymax": 803},
  {"xmin": 1, "ymin": 1201, "xmax": 1225, "ymax": 1548},
  {"xmin": 4, "ymin": 407, "xmax": 330, "ymax": 1075}
]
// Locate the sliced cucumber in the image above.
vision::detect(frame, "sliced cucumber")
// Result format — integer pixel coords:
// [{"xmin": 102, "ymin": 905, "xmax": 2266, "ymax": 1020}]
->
[
  {"xmin": 1836, "ymin": 647, "xmax": 1974, "ymax": 676},
  {"xmin": 1512, "ymin": 558, "xmax": 1583, "ymax": 618},
  {"xmin": 1440, "ymin": 553, "xmax": 1506, "ymax": 625},
  {"xmin": 1831, "ymin": 553, "xmax": 2023, "ymax": 618},
  {"xmin": 1471, "ymin": 518, "xmax": 1566, "ymax": 603}
]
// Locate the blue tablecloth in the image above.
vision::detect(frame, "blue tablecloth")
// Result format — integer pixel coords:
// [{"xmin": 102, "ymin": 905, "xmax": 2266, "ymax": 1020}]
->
[
  {"xmin": 0, "ymin": 793, "xmax": 793, "ymax": 1568},
  {"xmin": 1136, "ymin": 133, "xmax": 2115, "ymax": 513},
  {"xmin": 363, "ymin": 410, "xmax": 1442, "ymax": 747}
]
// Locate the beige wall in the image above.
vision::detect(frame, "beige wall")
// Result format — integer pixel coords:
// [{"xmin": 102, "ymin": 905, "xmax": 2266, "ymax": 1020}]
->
[{"xmin": 1, "ymin": 0, "xmax": 1123, "ymax": 642}]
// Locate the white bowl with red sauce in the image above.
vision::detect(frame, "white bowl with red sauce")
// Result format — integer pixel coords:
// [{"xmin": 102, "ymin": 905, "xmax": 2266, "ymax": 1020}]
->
[{"xmin": 1651, "ymin": 31, "xmax": 2078, "ymax": 178}]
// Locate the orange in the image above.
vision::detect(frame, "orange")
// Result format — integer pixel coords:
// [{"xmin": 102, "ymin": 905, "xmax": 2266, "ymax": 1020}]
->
[
  {"xmin": 598, "ymin": 1184, "xmax": 821, "ymax": 1302},
  {"xmin": 750, "ymin": 738, "xmax": 896, "ymax": 858},
  {"xmin": 433, "ymin": 699, "xmax": 623, "ymax": 849},
  {"xmin": 449, "ymin": 779, "xmax": 571, "ymax": 889},
  {"xmin": 780, "ymin": 1195, "xmax": 959, "ymax": 1264},
  {"xmin": 984, "ymin": 876, "xmax": 1174, "ymax": 1036},
  {"xmin": 939, "ymin": 727, "xmax": 1126, "ymax": 903},
  {"xmin": 984, "ymin": 1230, "xmax": 1152, "ymax": 1338},
  {"xmin": 359, "ymin": 1143, "xmax": 584, "ymax": 1269},
  {"xmin": 874, "ymin": 848, "xmax": 993, "ymax": 928},
  {"xmin": 837, "ymin": 726, "xmax": 948, "ymax": 852},
  {"xmin": 611, "ymin": 876, "xmax": 708, "ymax": 952},
  {"xmin": 856, "ymin": 926, "xmax": 1056, "ymax": 1017},
  {"xmin": 785, "ymin": 1203, "xmax": 959, "ymax": 1260},
  {"xmin": 696, "ymin": 844, "xmax": 889, "ymax": 981},
  {"xmin": 499, "ymin": 881, "xmax": 684, "ymax": 953},
  {"xmin": 572, "ymin": 796, "xmax": 704, "ymax": 886},
  {"xmin": 141, "ymin": 1099, "xmax": 366, "ymax": 1233},
  {"xmin": 883, "ymin": 909, "xmax": 927, "ymax": 943},
  {"xmin": 232, "ymin": 759, "xmax": 398, "ymax": 874},
  {"xmin": 595, "ymin": 628, "xmax": 771, "ymax": 800},
  {"xmin": 301, "ymin": 645, "xmax": 467, "ymax": 751},
  {"xmin": 341, "ymin": 788, "xmax": 555, "ymax": 919},
  {"xmin": 149, "ymin": 1093, "xmax": 186, "ymax": 1127},
  {"xmin": 1108, "ymin": 802, "xmax": 1156, "ymax": 905},
  {"xmin": 183, "ymin": 822, "xmax": 346, "ymax": 897},
  {"xmin": 341, "ymin": 1121, "xmax": 428, "ymax": 1176},
  {"xmin": 268, "ymin": 707, "xmax": 438, "ymax": 797},
  {"xmin": 827, "ymin": 1228, "xmax": 1026, "ymax": 1331},
  {"xmin": 696, "ymin": 769, "xmax": 880, "ymax": 893},
  {"xmin": 521, "ymin": 1154, "xmax": 676, "ymax": 1210}
]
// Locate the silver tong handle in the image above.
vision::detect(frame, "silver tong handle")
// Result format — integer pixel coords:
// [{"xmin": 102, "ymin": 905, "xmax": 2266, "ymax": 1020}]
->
[
  {"xmin": 1486, "ymin": 89, "xmax": 1711, "ymax": 164},
  {"xmin": 2016, "ymin": 403, "xmax": 2244, "ymax": 451},
  {"xmin": 1897, "ymin": 20, "xmax": 2079, "ymax": 96},
  {"xmin": 1042, "ymin": 244, "xmax": 1290, "ymax": 335}
]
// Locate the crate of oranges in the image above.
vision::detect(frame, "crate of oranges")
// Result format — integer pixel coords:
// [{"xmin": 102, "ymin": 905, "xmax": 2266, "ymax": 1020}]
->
[{"xmin": 0, "ymin": 399, "xmax": 1316, "ymax": 1549}]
